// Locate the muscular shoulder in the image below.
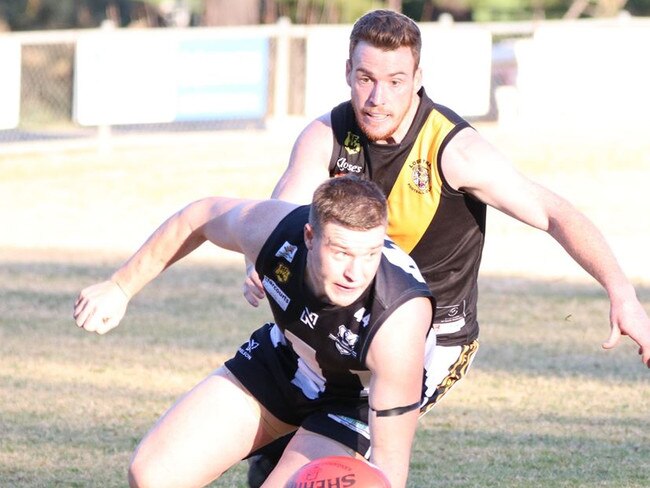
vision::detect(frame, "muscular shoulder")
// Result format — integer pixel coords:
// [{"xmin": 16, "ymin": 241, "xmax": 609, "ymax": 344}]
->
[
  {"xmin": 272, "ymin": 112, "xmax": 335, "ymax": 203},
  {"xmin": 292, "ymin": 112, "xmax": 333, "ymax": 160},
  {"xmin": 441, "ymin": 126, "xmax": 506, "ymax": 193}
]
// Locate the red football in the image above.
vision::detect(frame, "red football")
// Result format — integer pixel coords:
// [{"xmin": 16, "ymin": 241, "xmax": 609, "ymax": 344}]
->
[{"xmin": 286, "ymin": 455, "xmax": 391, "ymax": 487}]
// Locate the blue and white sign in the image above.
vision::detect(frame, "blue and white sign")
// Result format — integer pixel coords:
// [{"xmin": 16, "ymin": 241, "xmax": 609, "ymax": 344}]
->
[
  {"xmin": 74, "ymin": 30, "xmax": 269, "ymax": 126},
  {"xmin": 176, "ymin": 37, "xmax": 269, "ymax": 121}
]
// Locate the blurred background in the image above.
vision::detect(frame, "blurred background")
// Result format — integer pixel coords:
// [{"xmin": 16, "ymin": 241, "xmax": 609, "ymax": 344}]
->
[{"xmin": 1, "ymin": 0, "xmax": 649, "ymax": 144}]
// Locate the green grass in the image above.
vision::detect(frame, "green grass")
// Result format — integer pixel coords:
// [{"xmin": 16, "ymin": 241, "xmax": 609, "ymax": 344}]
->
[
  {"xmin": 0, "ymin": 259, "xmax": 647, "ymax": 487},
  {"xmin": 1, "ymin": 123, "xmax": 648, "ymax": 486}
]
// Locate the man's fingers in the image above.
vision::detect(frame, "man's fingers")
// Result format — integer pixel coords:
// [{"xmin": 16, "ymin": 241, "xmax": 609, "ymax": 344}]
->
[
  {"xmin": 601, "ymin": 322, "xmax": 622, "ymax": 350},
  {"xmin": 242, "ymin": 273, "xmax": 266, "ymax": 307},
  {"xmin": 243, "ymin": 288, "xmax": 260, "ymax": 307},
  {"xmin": 641, "ymin": 346, "xmax": 650, "ymax": 368},
  {"xmin": 73, "ymin": 303, "xmax": 91, "ymax": 328}
]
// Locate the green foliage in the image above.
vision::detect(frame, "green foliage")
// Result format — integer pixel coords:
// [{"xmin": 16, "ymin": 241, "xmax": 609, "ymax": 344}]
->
[
  {"xmin": 4, "ymin": 0, "xmax": 650, "ymax": 30},
  {"xmin": 469, "ymin": 0, "xmax": 574, "ymax": 20},
  {"xmin": 627, "ymin": 0, "xmax": 650, "ymax": 15},
  {"xmin": 1, "ymin": 0, "xmax": 151, "ymax": 30}
]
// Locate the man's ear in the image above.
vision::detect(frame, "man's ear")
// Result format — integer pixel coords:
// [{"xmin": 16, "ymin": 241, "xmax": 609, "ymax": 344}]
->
[
  {"xmin": 304, "ymin": 223, "xmax": 314, "ymax": 250},
  {"xmin": 414, "ymin": 66, "xmax": 422, "ymax": 93},
  {"xmin": 345, "ymin": 59, "xmax": 352, "ymax": 87}
]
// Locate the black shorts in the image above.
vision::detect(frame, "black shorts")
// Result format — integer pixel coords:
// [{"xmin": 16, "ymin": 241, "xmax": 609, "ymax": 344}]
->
[
  {"xmin": 225, "ymin": 322, "xmax": 373, "ymax": 457},
  {"xmin": 225, "ymin": 323, "xmax": 480, "ymax": 458}
]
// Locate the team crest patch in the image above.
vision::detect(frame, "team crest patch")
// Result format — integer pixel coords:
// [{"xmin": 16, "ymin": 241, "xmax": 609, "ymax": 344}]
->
[
  {"xmin": 329, "ymin": 325, "xmax": 359, "ymax": 357},
  {"xmin": 275, "ymin": 241, "xmax": 297, "ymax": 263},
  {"xmin": 343, "ymin": 131, "xmax": 361, "ymax": 155},
  {"xmin": 408, "ymin": 159, "xmax": 431, "ymax": 194},
  {"xmin": 274, "ymin": 263, "xmax": 291, "ymax": 283}
]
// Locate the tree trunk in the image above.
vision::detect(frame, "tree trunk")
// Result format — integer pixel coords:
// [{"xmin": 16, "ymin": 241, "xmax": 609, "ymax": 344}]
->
[{"xmin": 203, "ymin": 0, "xmax": 260, "ymax": 26}]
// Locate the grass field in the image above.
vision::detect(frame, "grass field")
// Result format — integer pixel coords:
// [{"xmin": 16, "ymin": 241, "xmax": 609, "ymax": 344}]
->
[{"xmin": 1, "ymin": 123, "xmax": 648, "ymax": 487}]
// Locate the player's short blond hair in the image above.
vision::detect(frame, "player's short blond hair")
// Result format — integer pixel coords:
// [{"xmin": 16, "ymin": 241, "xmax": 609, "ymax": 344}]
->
[{"xmin": 309, "ymin": 176, "xmax": 387, "ymax": 236}]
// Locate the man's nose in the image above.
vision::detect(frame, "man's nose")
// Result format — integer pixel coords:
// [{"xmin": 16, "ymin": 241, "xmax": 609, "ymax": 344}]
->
[
  {"xmin": 368, "ymin": 82, "xmax": 385, "ymax": 106},
  {"xmin": 343, "ymin": 257, "xmax": 363, "ymax": 282}
]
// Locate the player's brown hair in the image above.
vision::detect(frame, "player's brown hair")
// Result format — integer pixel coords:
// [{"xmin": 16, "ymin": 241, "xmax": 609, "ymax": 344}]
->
[
  {"xmin": 309, "ymin": 176, "xmax": 387, "ymax": 235},
  {"xmin": 349, "ymin": 9, "xmax": 422, "ymax": 69}
]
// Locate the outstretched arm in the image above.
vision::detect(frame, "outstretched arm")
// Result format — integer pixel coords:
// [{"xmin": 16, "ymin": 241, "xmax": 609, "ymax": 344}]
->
[
  {"xmin": 74, "ymin": 197, "xmax": 296, "ymax": 334},
  {"xmin": 365, "ymin": 296, "xmax": 433, "ymax": 488},
  {"xmin": 443, "ymin": 128, "xmax": 650, "ymax": 367}
]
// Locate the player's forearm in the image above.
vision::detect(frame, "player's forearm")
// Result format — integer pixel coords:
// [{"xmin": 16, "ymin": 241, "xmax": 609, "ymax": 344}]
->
[
  {"xmin": 369, "ymin": 410, "xmax": 419, "ymax": 488},
  {"xmin": 111, "ymin": 205, "xmax": 206, "ymax": 298},
  {"xmin": 547, "ymin": 206, "xmax": 632, "ymax": 299}
]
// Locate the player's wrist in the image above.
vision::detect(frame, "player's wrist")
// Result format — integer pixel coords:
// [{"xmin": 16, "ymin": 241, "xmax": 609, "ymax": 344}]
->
[
  {"xmin": 607, "ymin": 281, "xmax": 637, "ymax": 305},
  {"xmin": 110, "ymin": 275, "xmax": 132, "ymax": 300}
]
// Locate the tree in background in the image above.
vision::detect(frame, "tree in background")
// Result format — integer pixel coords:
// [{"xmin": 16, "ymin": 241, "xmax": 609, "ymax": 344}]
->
[
  {"xmin": 2, "ymin": 0, "xmax": 649, "ymax": 30},
  {"xmin": 0, "ymin": 0, "xmax": 165, "ymax": 30},
  {"xmin": 205, "ymin": 0, "xmax": 648, "ymax": 24}
]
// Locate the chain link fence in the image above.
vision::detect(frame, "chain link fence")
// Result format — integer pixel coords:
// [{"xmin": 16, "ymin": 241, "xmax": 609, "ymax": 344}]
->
[
  {"xmin": 0, "ymin": 23, "xmax": 527, "ymax": 146},
  {"xmin": 1, "ymin": 29, "xmax": 287, "ymax": 144}
]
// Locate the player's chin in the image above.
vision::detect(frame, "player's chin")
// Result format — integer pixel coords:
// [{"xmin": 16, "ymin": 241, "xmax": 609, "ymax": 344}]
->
[
  {"xmin": 356, "ymin": 114, "xmax": 390, "ymax": 136},
  {"xmin": 329, "ymin": 287, "xmax": 363, "ymax": 307}
]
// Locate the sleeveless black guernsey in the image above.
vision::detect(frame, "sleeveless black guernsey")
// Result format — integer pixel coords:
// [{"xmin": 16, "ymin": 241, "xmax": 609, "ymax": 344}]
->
[
  {"xmin": 253, "ymin": 205, "xmax": 434, "ymax": 401},
  {"xmin": 328, "ymin": 88, "xmax": 485, "ymax": 346}
]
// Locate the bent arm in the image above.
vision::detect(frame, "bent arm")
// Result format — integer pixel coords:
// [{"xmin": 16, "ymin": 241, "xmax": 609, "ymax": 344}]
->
[
  {"xmin": 110, "ymin": 197, "xmax": 282, "ymax": 298},
  {"xmin": 271, "ymin": 114, "xmax": 334, "ymax": 202},
  {"xmin": 74, "ymin": 197, "xmax": 295, "ymax": 334},
  {"xmin": 365, "ymin": 297, "xmax": 433, "ymax": 488},
  {"xmin": 443, "ymin": 128, "xmax": 650, "ymax": 366}
]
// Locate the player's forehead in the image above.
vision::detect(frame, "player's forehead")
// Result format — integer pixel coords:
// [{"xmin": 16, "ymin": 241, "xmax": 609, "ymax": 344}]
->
[
  {"xmin": 321, "ymin": 222, "xmax": 385, "ymax": 252},
  {"xmin": 350, "ymin": 41, "xmax": 416, "ymax": 72}
]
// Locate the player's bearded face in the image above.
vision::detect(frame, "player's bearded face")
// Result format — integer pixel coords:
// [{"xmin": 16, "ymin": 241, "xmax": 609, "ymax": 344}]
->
[
  {"xmin": 304, "ymin": 222, "xmax": 384, "ymax": 307},
  {"xmin": 347, "ymin": 42, "xmax": 421, "ymax": 143}
]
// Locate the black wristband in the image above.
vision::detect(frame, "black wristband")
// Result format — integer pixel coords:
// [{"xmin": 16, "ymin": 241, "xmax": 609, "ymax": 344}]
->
[{"xmin": 371, "ymin": 400, "xmax": 421, "ymax": 417}]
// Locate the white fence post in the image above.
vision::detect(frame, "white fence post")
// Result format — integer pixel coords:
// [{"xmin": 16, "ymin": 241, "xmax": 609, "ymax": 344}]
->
[{"xmin": 271, "ymin": 16, "xmax": 291, "ymax": 125}]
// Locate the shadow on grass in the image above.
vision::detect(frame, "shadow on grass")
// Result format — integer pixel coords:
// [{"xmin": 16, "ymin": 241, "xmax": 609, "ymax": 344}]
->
[
  {"xmin": 1, "ymin": 260, "xmax": 648, "ymax": 379},
  {"xmin": 1, "ymin": 260, "xmax": 648, "ymax": 487}
]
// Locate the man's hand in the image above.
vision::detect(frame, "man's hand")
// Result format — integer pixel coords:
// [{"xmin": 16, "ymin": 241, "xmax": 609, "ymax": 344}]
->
[
  {"xmin": 73, "ymin": 280, "xmax": 129, "ymax": 335},
  {"xmin": 243, "ymin": 264, "xmax": 265, "ymax": 307},
  {"xmin": 602, "ymin": 295, "xmax": 650, "ymax": 368}
]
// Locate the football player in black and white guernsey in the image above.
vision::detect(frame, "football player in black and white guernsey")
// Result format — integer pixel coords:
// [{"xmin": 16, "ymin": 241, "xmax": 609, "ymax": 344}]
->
[{"xmin": 73, "ymin": 176, "xmax": 434, "ymax": 488}]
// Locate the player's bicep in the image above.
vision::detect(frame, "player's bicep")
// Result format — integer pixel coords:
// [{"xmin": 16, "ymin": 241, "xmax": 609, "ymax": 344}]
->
[
  {"xmin": 443, "ymin": 128, "xmax": 552, "ymax": 230},
  {"xmin": 198, "ymin": 198, "xmax": 297, "ymax": 263},
  {"xmin": 366, "ymin": 297, "xmax": 432, "ymax": 409},
  {"xmin": 271, "ymin": 115, "xmax": 333, "ymax": 203}
]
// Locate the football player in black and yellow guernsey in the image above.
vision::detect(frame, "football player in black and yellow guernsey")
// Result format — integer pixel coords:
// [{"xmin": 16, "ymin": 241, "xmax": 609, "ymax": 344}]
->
[
  {"xmin": 73, "ymin": 176, "xmax": 434, "ymax": 488},
  {"xmin": 243, "ymin": 8, "xmax": 650, "ymax": 487}
]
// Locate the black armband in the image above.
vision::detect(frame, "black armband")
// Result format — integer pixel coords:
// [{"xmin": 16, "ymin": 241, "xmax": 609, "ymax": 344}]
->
[{"xmin": 370, "ymin": 400, "xmax": 421, "ymax": 417}]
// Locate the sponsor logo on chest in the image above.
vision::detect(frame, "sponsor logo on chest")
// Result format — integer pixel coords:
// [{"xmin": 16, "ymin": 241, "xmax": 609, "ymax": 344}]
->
[
  {"xmin": 300, "ymin": 307, "xmax": 319, "ymax": 329},
  {"xmin": 262, "ymin": 276, "xmax": 290, "ymax": 311}
]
